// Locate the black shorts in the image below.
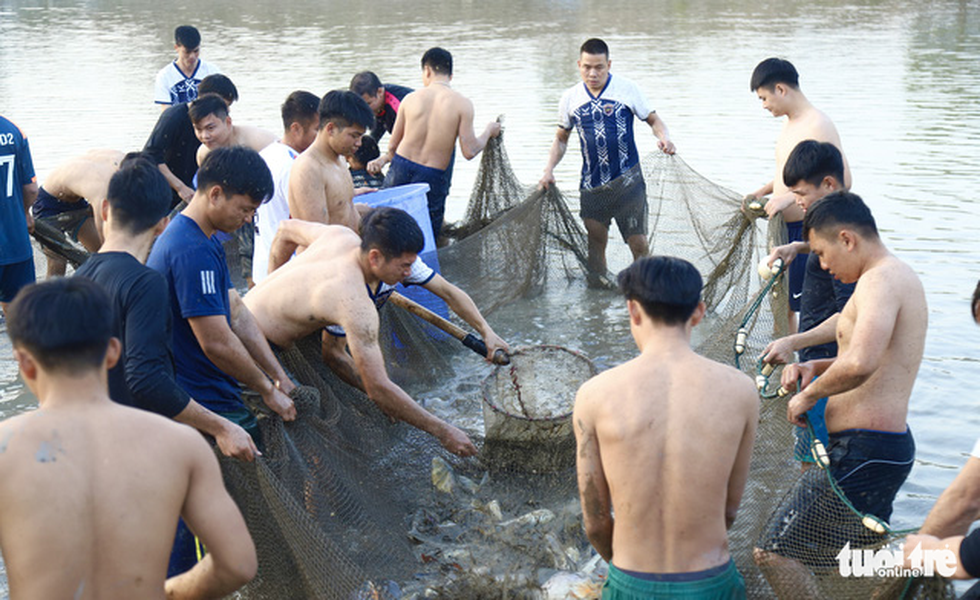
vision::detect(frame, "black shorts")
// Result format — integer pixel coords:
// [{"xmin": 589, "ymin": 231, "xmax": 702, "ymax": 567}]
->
[
  {"xmin": 758, "ymin": 427, "xmax": 914, "ymax": 568},
  {"xmin": 579, "ymin": 167, "xmax": 647, "ymax": 242},
  {"xmin": 786, "ymin": 220, "xmax": 806, "ymax": 311}
]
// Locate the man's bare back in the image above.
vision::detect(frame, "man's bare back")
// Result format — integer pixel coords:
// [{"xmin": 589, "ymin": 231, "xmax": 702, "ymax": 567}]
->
[
  {"xmin": 576, "ymin": 351, "xmax": 757, "ymax": 572},
  {"xmin": 392, "ymin": 84, "xmax": 473, "ymax": 170},
  {"xmin": 772, "ymin": 108, "xmax": 850, "ymax": 222},
  {"xmin": 818, "ymin": 255, "xmax": 926, "ymax": 432},
  {"xmin": 244, "ymin": 224, "xmax": 364, "ymax": 345},
  {"xmin": 43, "ymin": 149, "xmax": 122, "ymax": 237}
]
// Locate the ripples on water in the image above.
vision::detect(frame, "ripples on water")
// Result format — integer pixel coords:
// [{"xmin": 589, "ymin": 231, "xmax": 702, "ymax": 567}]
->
[{"xmin": 2, "ymin": 0, "xmax": 979, "ymax": 593}]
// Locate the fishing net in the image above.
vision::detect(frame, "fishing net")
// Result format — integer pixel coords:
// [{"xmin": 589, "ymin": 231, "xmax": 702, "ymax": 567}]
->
[{"xmin": 39, "ymin": 132, "xmax": 952, "ymax": 598}]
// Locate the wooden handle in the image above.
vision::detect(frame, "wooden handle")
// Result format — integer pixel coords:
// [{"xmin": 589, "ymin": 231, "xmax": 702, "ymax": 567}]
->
[{"xmin": 389, "ymin": 292, "xmax": 510, "ymax": 364}]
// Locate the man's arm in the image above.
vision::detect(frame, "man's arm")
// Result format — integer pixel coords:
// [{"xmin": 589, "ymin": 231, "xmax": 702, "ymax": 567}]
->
[
  {"xmin": 343, "ymin": 300, "xmax": 476, "ymax": 456},
  {"xmin": 159, "ymin": 163, "xmax": 195, "ymax": 202},
  {"xmin": 725, "ymin": 379, "xmax": 759, "ymax": 529},
  {"xmin": 267, "ymin": 219, "xmax": 331, "ymax": 273},
  {"xmin": 287, "ymin": 159, "xmax": 329, "ymax": 224},
  {"xmin": 574, "ymin": 384, "xmax": 613, "ymax": 561},
  {"xmin": 919, "ymin": 454, "xmax": 980, "ymax": 537},
  {"xmin": 173, "ymin": 401, "xmax": 259, "ymax": 461},
  {"xmin": 539, "ymin": 127, "xmax": 571, "ymax": 189},
  {"xmin": 767, "ymin": 241, "xmax": 810, "ymax": 269},
  {"xmin": 196, "ymin": 143, "xmax": 209, "ymax": 167},
  {"xmin": 644, "ymin": 112, "xmax": 675, "ymax": 154},
  {"xmin": 903, "ymin": 534, "xmax": 972, "ymax": 580},
  {"xmin": 761, "ymin": 313, "xmax": 839, "ymax": 365},
  {"xmin": 188, "ymin": 308, "xmax": 296, "ymax": 421},
  {"xmin": 164, "ymin": 430, "xmax": 257, "ymax": 599},
  {"xmin": 763, "ymin": 192, "xmax": 798, "ymax": 218},
  {"xmin": 456, "ymin": 99, "xmax": 500, "ymax": 160},
  {"xmin": 21, "ymin": 181, "xmax": 37, "ymax": 233},
  {"xmin": 422, "ymin": 274, "xmax": 508, "ymax": 358},
  {"xmin": 144, "ymin": 108, "xmax": 196, "ymax": 201}
]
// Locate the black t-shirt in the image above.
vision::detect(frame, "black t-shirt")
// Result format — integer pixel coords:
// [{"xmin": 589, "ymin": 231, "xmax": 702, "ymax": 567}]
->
[
  {"xmin": 75, "ymin": 252, "xmax": 191, "ymax": 417},
  {"xmin": 799, "ymin": 252, "xmax": 856, "ymax": 362},
  {"xmin": 960, "ymin": 528, "xmax": 980, "ymax": 578},
  {"xmin": 143, "ymin": 103, "xmax": 200, "ymax": 196},
  {"xmin": 369, "ymin": 83, "xmax": 413, "ymax": 141}
]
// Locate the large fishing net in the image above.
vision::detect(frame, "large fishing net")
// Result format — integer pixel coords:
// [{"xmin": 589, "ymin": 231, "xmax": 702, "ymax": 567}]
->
[{"xmin": 35, "ymin": 133, "xmax": 952, "ymax": 598}]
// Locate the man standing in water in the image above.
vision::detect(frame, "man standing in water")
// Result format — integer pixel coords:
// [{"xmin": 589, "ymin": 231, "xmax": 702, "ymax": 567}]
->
[
  {"xmin": 540, "ymin": 38, "xmax": 675, "ymax": 288},
  {"xmin": 0, "ymin": 115, "xmax": 37, "ymax": 316},
  {"xmin": 574, "ymin": 256, "xmax": 757, "ymax": 598},
  {"xmin": 155, "ymin": 25, "xmax": 221, "ymax": 108},
  {"xmin": 746, "ymin": 57, "xmax": 851, "ymax": 332},
  {"xmin": 368, "ymin": 47, "xmax": 501, "ymax": 239},
  {"xmin": 0, "ymin": 277, "xmax": 256, "ymax": 599},
  {"xmin": 755, "ymin": 192, "xmax": 926, "ymax": 599}
]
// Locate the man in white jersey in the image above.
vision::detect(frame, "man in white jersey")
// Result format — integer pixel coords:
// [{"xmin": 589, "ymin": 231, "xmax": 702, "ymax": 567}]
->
[
  {"xmin": 252, "ymin": 91, "xmax": 321, "ymax": 285},
  {"xmin": 539, "ymin": 38, "xmax": 675, "ymax": 287},
  {"xmin": 154, "ymin": 25, "xmax": 221, "ymax": 108}
]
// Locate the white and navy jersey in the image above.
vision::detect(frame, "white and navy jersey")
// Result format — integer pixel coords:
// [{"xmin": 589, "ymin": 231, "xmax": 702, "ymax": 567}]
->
[
  {"xmin": 558, "ymin": 74, "xmax": 653, "ymax": 190},
  {"xmin": 253, "ymin": 141, "xmax": 298, "ymax": 284},
  {"xmin": 154, "ymin": 59, "xmax": 221, "ymax": 106}
]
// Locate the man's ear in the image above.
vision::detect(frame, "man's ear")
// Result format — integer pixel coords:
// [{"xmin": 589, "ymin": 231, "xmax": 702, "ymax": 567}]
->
[
  {"xmin": 13, "ymin": 348, "xmax": 38, "ymax": 383},
  {"xmin": 839, "ymin": 229, "xmax": 858, "ymax": 251},
  {"xmin": 689, "ymin": 301, "xmax": 707, "ymax": 327},
  {"xmin": 104, "ymin": 338, "xmax": 122, "ymax": 370},
  {"xmin": 627, "ymin": 298, "xmax": 643, "ymax": 327}
]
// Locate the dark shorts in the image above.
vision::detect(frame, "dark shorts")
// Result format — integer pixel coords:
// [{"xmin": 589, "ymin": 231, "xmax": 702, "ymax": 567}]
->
[
  {"xmin": 786, "ymin": 220, "xmax": 806, "ymax": 311},
  {"xmin": 383, "ymin": 154, "xmax": 450, "ymax": 238},
  {"xmin": 793, "ymin": 396, "xmax": 829, "ymax": 463},
  {"xmin": 603, "ymin": 561, "xmax": 746, "ymax": 599},
  {"xmin": 32, "ymin": 187, "xmax": 92, "ymax": 241},
  {"xmin": 0, "ymin": 259, "xmax": 36, "ymax": 303},
  {"xmin": 579, "ymin": 167, "xmax": 648, "ymax": 242},
  {"xmin": 759, "ymin": 427, "xmax": 915, "ymax": 568}
]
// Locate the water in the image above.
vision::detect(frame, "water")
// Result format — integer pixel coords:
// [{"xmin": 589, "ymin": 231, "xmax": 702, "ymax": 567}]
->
[{"xmin": 2, "ymin": 0, "xmax": 980, "ymax": 595}]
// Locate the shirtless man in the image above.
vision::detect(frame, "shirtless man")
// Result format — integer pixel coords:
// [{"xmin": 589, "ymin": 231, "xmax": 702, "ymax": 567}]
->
[
  {"xmin": 245, "ymin": 208, "xmax": 491, "ymax": 457},
  {"xmin": 574, "ymin": 256, "xmax": 757, "ymax": 598},
  {"xmin": 755, "ymin": 192, "xmax": 926, "ymax": 599},
  {"xmin": 32, "ymin": 149, "xmax": 119, "ymax": 276},
  {"xmin": 758, "ymin": 141, "xmax": 852, "ymax": 470},
  {"xmin": 191, "ymin": 94, "xmax": 277, "ymax": 166},
  {"xmin": 0, "ymin": 277, "xmax": 256, "ymax": 600},
  {"xmin": 539, "ymin": 38, "xmax": 674, "ymax": 287},
  {"xmin": 288, "ymin": 90, "xmax": 375, "ymax": 231},
  {"xmin": 368, "ymin": 47, "xmax": 501, "ymax": 239},
  {"xmin": 747, "ymin": 58, "xmax": 851, "ymax": 332}
]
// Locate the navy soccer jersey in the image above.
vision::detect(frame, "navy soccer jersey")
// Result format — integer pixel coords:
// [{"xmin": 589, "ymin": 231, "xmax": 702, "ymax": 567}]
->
[
  {"xmin": 147, "ymin": 213, "xmax": 242, "ymax": 412},
  {"xmin": 558, "ymin": 74, "xmax": 653, "ymax": 190},
  {"xmin": 0, "ymin": 116, "xmax": 36, "ymax": 265}
]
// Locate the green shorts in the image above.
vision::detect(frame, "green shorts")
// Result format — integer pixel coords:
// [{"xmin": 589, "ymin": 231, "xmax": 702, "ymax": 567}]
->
[{"xmin": 603, "ymin": 560, "xmax": 746, "ymax": 600}]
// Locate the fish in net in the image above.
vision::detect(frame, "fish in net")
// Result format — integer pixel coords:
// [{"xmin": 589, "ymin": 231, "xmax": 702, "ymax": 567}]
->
[{"xmin": 35, "ymin": 132, "xmax": 953, "ymax": 598}]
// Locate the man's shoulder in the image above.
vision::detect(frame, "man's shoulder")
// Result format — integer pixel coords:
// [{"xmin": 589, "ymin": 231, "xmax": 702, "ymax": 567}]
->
[
  {"xmin": 385, "ymin": 83, "xmax": 414, "ymax": 100},
  {"xmin": 0, "ymin": 116, "xmax": 27, "ymax": 142},
  {"xmin": 150, "ymin": 216, "xmax": 213, "ymax": 265}
]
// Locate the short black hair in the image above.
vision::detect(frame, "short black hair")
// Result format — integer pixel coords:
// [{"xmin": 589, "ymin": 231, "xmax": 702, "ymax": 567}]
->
[
  {"xmin": 580, "ymin": 38, "xmax": 609, "ymax": 58},
  {"xmin": 174, "ymin": 25, "xmax": 201, "ymax": 50},
  {"xmin": 353, "ymin": 135, "xmax": 380, "ymax": 166},
  {"xmin": 803, "ymin": 191, "xmax": 879, "ymax": 241},
  {"xmin": 106, "ymin": 157, "xmax": 172, "ymax": 235},
  {"xmin": 188, "ymin": 93, "xmax": 229, "ymax": 125},
  {"xmin": 421, "ymin": 47, "xmax": 453, "ymax": 76},
  {"xmin": 197, "ymin": 146, "xmax": 274, "ymax": 205},
  {"xmin": 750, "ymin": 57, "xmax": 799, "ymax": 92},
  {"xmin": 617, "ymin": 256, "xmax": 703, "ymax": 326},
  {"xmin": 360, "ymin": 207, "xmax": 424, "ymax": 258},
  {"xmin": 7, "ymin": 277, "xmax": 114, "ymax": 374},
  {"xmin": 350, "ymin": 72, "xmax": 383, "ymax": 97},
  {"xmin": 281, "ymin": 90, "xmax": 320, "ymax": 130},
  {"xmin": 782, "ymin": 140, "xmax": 845, "ymax": 188},
  {"xmin": 198, "ymin": 74, "xmax": 238, "ymax": 104},
  {"xmin": 318, "ymin": 90, "xmax": 375, "ymax": 131}
]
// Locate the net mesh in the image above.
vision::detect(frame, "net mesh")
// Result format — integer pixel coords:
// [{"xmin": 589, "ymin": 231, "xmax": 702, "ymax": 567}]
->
[{"xmin": 40, "ymin": 133, "xmax": 952, "ymax": 598}]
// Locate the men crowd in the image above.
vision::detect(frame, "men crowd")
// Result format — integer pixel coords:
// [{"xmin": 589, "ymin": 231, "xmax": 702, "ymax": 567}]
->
[{"xmin": 0, "ymin": 26, "xmax": 965, "ymax": 600}]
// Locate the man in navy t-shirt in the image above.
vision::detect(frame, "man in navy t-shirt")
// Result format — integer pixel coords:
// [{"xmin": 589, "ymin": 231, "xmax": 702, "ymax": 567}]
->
[
  {"xmin": 539, "ymin": 38, "xmax": 675, "ymax": 287},
  {"xmin": 0, "ymin": 115, "xmax": 38, "ymax": 314},
  {"xmin": 147, "ymin": 145, "xmax": 297, "ymax": 433}
]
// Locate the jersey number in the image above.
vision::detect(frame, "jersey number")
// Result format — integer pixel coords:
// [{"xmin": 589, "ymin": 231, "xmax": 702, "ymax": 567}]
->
[{"xmin": 0, "ymin": 155, "xmax": 14, "ymax": 198}]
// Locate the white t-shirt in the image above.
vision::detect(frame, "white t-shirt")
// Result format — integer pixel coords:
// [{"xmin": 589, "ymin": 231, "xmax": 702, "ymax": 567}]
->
[
  {"xmin": 154, "ymin": 59, "xmax": 221, "ymax": 106},
  {"xmin": 253, "ymin": 141, "xmax": 299, "ymax": 284}
]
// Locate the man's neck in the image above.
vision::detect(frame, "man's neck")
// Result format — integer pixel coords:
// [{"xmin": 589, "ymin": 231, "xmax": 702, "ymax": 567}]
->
[
  {"xmin": 427, "ymin": 76, "xmax": 451, "ymax": 89},
  {"xmin": 182, "ymin": 198, "xmax": 216, "ymax": 237},
  {"xmin": 98, "ymin": 230, "xmax": 158, "ymax": 264},
  {"xmin": 856, "ymin": 243, "xmax": 892, "ymax": 279},
  {"xmin": 176, "ymin": 58, "xmax": 198, "ymax": 77},
  {"xmin": 356, "ymin": 249, "xmax": 380, "ymax": 289},
  {"xmin": 34, "ymin": 372, "xmax": 111, "ymax": 410},
  {"xmin": 586, "ymin": 74, "xmax": 610, "ymax": 96},
  {"xmin": 783, "ymin": 92, "xmax": 813, "ymax": 121},
  {"xmin": 633, "ymin": 323, "xmax": 694, "ymax": 356}
]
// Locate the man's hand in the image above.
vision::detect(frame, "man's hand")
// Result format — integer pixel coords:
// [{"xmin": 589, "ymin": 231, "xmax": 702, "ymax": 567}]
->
[
  {"xmin": 782, "ymin": 361, "xmax": 819, "ymax": 427},
  {"xmin": 367, "ymin": 156, "xmax": 388, "ymax": 175},
  {"xmin": 439, "ymin": 424, "xmax": 478, "ymax": 457},
  {"xmin": 353, "ymin": 187, "xmax": 377, "ymax": 196},
  {"xmin": 178, "ymin": 184, "xmax": 195, "ymax": 202},
  {"xmin": 538, "ymin": 170, "xmax": 556, "ymax": 190},
  {"xmin": 768, "ymin": 243, "xmax": 799, "ymax": 268},
  {"xmin": 764, "ymin": 193, "xmax": 796, "ymax": 218},
  {"xmin": 215, "ymin": 422, "xmax": 261, "ymax": 461},
  {"xmin": 24, "ymin": 210, "xmax": 34, "ymax": 234},
  {"xmin": 657, "ymin": 138, "xmax": 676, "ymax": 155},
  {"xmin": 486, "ymin": 121, "xmax": 502, "ymax": 139},
  {"xmin": 760, "ymin": 336, "xmax": 796, "ymax": 365},
  {"xmin": 483, "ymin": 332, "xmax": 509, "ymax": 361},
  {"xmin": 262, "ymin": 385, "xmax": 297, "ymax": 421}
]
